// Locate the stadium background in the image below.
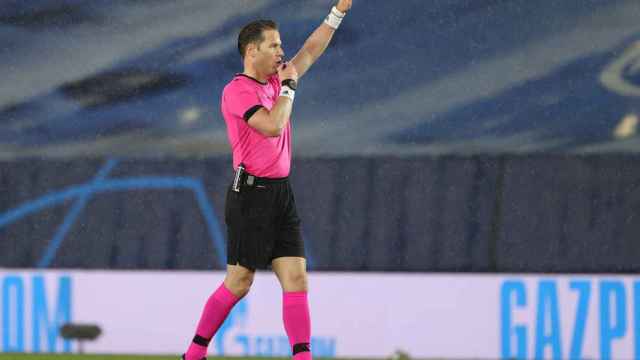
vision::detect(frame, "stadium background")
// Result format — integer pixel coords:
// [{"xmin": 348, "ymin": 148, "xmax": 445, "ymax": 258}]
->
[{"xmin": 1, "ymin": 0, "xmax": 640, "ymax": 359}]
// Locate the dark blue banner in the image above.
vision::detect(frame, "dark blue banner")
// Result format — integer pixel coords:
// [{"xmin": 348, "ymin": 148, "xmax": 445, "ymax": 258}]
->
[{"xmin": 1, "ymin": 156, "xmax": 639, "ymax": 272}]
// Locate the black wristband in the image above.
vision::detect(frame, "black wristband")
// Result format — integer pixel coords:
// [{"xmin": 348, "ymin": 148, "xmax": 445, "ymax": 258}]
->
[{"xmin": 281, "ymin": 79, "xmax": 298, "ymax": 91}]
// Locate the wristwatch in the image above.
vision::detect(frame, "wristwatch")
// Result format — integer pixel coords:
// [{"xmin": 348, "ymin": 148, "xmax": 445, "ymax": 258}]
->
[{"xmin": 281, "ymin": 79, "xmax": 298, "ymax": 91}]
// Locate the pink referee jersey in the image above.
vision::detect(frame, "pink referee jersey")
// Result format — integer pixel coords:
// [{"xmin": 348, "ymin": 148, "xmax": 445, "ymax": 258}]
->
[{"xmin": 221, "ymin": 74, "xmax": 292, "ymax": 178}]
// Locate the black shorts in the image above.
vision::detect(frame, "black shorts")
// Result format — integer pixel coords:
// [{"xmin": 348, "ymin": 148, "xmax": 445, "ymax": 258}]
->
[{"xmin": 224, "ymin": 176, "xmax": 305, "ymax": 270}]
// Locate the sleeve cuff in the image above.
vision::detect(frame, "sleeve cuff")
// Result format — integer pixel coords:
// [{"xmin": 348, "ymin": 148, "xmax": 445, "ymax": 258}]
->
[{"xmin": 243, "ymin": 105, "xmax": 264, "ymax": 122}]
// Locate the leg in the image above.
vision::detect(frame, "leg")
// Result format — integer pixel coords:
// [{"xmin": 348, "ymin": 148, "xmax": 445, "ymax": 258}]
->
[
  {"xmin": 184, "ymin": 264, "xmax": 254, "ymax": 360},
  {"xmin": 272, "ymin": 256, "xmax": 308, "ymax": 292},
  {"xmin": 224, "ymin": 263, "xmax": 256, "ymax": 297},
  {"xmin": 272, "ymin": 257, "xmax": 311, "ymax": 360}
]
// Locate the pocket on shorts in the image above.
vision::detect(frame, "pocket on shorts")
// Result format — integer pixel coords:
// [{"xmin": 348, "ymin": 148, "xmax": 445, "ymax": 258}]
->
[
  {"xmin": 224, "ymin": 187, "xmax": 242, "ymax": 226},
  {"xmin": 240, "ymin": 187, "xmax": 276, "ymax": 267},
  {"xmin": 241, "ymin": 186, "xmax": 273, "ymax": 220}
]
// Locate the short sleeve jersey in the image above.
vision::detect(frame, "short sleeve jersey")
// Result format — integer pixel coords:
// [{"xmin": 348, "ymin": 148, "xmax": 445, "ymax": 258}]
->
[{"xmin": 220, "ymin": 74, "xmax": 292, "ymax": 178}]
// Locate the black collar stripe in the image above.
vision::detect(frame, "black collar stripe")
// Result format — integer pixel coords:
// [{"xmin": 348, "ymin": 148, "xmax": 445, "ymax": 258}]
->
[{"xmin": 236, "ymin": 73, "xmax": 267, "ymax": 85}]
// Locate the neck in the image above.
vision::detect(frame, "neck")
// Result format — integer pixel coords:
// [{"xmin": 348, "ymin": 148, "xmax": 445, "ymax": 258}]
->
[{"xmin": 243, "ymin": 65, "xmax": 269, "ymax": 83}]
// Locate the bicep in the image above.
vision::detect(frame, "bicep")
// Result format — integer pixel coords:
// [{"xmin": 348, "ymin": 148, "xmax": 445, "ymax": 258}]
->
[
  {"xmin": 225, "ymin": 90, "xmax": 277, "ymax": 136},
  {"xmin": 247, "ymin": 107, "xmax": 279, "ymax": 137}
]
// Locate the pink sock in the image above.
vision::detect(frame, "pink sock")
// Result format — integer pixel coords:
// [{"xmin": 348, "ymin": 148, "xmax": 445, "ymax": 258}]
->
[
  {"xmin": 283, "ymin": 291, "xmax": 312, "ymax": 360},
  {"xmin": 185, "ymin": 283, "xmax": 240, "ymax": 360}
]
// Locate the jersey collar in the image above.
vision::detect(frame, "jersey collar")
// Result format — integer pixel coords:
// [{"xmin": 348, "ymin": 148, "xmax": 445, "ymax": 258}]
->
[{"xmin": 235, "ymin": 73, "xmax": 268, "ymax": 85}]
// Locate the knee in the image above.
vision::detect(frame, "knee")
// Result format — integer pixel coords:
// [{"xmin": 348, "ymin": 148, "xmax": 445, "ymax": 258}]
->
[
  {"xmin": 282, "ymin": 271, "xmax": 308, "ymax": 292},
  {"xmin": 224, "ymin": 273, "xmax": 254, "ymax": 297}
]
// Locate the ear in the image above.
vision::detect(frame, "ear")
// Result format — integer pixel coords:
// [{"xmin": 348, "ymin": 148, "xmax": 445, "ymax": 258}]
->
[{"xmin": 246, "ymin": 43, "xmax": 257, "ymax": 58}]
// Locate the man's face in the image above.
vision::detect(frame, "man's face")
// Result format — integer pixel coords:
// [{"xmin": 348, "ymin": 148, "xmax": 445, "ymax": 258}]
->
[{"xmin": 251, "ymin": 29, "xmax": 284, "ymax": 75}]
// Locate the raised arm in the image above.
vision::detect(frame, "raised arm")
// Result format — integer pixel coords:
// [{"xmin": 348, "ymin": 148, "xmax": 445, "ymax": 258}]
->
[{"xmin": 291, "ymin": 0, "xmax": 352, "ymax": 79}]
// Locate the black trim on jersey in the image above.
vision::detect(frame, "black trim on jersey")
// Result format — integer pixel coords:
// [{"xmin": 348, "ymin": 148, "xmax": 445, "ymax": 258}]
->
[
  {"xmin": 243, "ymin": 105, "xmax": 264, "ymax": 122},
  {"xmin": 236, "ymin": 73, "xmax": 267, "ymax": 85}
]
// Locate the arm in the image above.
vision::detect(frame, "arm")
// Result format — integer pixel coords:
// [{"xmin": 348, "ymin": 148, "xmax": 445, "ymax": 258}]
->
[
  {"xmin": 248, "ymin": 63, "xmax": 298, "ymax": 137},
  {"xmin": 247, "ymin": 97, "xmax": 293, "ymax": 137},
  {"xmin": 291, "ymin": 0, "xmax": 352, "ymax": 79}
]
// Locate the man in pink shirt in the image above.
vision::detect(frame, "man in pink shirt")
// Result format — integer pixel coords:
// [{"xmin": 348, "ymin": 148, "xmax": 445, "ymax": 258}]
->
[{"xmin": 182, "ymin": 1, "xmax": 352, "ymax": 359}]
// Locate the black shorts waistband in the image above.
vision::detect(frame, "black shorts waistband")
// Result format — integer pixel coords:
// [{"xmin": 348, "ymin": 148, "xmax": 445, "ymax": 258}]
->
[
  {"xmin": 233, "ymin": 170, "xmax": 289, "ymax": 187},
  {"xmin": 249, "ymin": 175, "xmax": 289, "ymax": 185}
]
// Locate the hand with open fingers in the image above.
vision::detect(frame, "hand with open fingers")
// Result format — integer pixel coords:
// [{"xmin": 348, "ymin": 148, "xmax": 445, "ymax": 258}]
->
[
  {"xmin": 336, "ymin": 0, "xmax": 352, "ymax": 13},
  {"xmin": 278, "ymin": 61, "xmax": 298, "ymax": 82}
]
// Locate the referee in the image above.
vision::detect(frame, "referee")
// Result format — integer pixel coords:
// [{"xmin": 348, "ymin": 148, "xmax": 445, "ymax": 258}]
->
[{"xmin": 183, "ymin": 1, "xmax": 352, "ymax": 359}]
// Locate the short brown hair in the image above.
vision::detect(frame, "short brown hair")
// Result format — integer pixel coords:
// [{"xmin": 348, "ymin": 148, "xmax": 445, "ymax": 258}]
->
[{"xmin": 237, "ymin": 19, "xmax": 278, "ymax": 59}]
